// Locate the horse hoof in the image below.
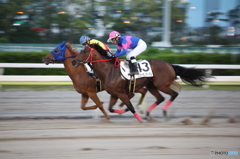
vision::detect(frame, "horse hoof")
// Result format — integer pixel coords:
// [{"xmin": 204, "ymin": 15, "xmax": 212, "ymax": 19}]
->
[
  {"xmin": 163, "ymin": 110, "xmax": 167, "ymax": 117},
  {"xmin": 146, "ymin": 112, "xmax": 150, "ymax": 117},
  {"xmin": 146, "ymin": 116, "xmax": 152, "ymax": 121}
]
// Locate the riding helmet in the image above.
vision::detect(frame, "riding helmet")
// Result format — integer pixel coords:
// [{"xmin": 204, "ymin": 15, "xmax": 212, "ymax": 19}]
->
[
  {"xmin": 79, "ymin": 36, "xmax": 90, "ymax": 45},
  {"xmin": 107, "ymin": 31, "xmax": 121, "ymax": 43}
]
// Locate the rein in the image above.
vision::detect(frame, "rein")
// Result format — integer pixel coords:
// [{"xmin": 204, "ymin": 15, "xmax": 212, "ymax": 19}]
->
[
  {"xmin": 85, "ymin": 45, "xmax": 120, "ymax": 67},
  {"xmin": 91, "ymin": 59, "xmax": 112, "ymax": 63}
]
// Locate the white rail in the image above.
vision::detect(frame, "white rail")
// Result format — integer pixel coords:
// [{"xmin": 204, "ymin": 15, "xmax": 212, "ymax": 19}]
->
[{"xmin": 0, "ymin": 63, "xmax": 240, "ymax": 84}]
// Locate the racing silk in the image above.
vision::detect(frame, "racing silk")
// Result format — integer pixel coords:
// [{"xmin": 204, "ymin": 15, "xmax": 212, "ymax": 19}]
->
[
  {"xmin": 89, "ymin": 39, "xmax": 110, "ymax": 52},
  {"xmin": 115, "ymin": 36, "xmax": 140, "ymax": 57}
]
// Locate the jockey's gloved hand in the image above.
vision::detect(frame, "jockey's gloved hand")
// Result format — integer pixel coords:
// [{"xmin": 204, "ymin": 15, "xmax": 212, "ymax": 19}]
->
[
  {"xmin": 107, "ymin": 52, "xmax": 114, "ymax": 58},
  {"xmin": 111, "ymin": 54, "xmax": 116, "ymax": 59}
]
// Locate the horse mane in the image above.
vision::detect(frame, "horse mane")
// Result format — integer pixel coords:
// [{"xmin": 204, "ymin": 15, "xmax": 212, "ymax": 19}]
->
[
  {"xmin": 66, "ymin": 42, "xmax": 80, "ymax": 55},
  {"xmin": 88, "ymin": 43, "xmax": 110, "ymax": 59},
  {"xmin": 86, "ymin": 43, "xmax": 119, "ymax": 66}
]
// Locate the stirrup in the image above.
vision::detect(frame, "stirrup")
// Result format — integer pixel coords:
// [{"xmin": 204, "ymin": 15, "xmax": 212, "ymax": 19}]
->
[
  {"xmin": 128, "ymin": 71, "xmax": 139, "ymax": 76},
  {"xmin": 128, "ymin": 72, "xmax": 134, "ymax": 76}
]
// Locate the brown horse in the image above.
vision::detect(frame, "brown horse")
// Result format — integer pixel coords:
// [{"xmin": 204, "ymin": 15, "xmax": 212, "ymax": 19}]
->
[
  {"xmin": 42, "ymin": 41, "xmax": 147, "ymax": 120},
  {"xmin": 71, "ymin": 44, "xmax": 209, "ymax": 122}
]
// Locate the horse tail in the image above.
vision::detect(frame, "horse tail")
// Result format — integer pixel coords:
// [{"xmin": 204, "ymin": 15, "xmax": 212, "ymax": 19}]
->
[{"xmin": 171, "ymin": 65, "xmax": 207, "ymax": 87}]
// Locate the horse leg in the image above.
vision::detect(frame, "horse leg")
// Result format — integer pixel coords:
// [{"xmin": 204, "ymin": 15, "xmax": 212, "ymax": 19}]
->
[
  {"xmin": 80, "ymin": 94, "xmax": 98, "ymax": 110},
  {"xmin": 87, "ymin": 92, "xmax": 110, "ymax": 120},
  {"xmin": 117, "ymin": 93, "xmax": 143, "ymax": 122},
  {"xmin": 134, "ymin": 87, "xmax": 147, "ymax": 107},
  {"xmin": 160, "ymin": 86, "xmax": 179, "ymax": 117},
  {"xmin": 118, "ymin": 92, "xmax": 134, "ymax": 107},
  {"xmin": 109, "ymin": 95, "xmax": 129, "ymax": 114},
  {"xmin": 119, "ymin": 87, "xmax": 147, "ymax": 106},
  {"xmin": 145, "ymin": 83, "xmax": 165, "ymax": 118},
  {"xmin": 171, "ymin": 81, "xmax": 182, "ymax": 92}
]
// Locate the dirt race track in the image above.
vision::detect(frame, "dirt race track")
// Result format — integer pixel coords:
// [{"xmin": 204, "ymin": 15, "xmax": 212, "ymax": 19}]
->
[{"xmin": 0, "ymin": 88, "xmax": 240, "ymax": 159}]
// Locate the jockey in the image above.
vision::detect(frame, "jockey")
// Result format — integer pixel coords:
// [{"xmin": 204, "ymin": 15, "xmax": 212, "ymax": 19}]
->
[
  {"xmin": 79, "ymin": 35, "xmax": 112, "ymax": 56},
  {"xmin": 107, "ymin": 31, "xmax": 147, "ymax": 75},
  {"xmin": 79, "ymin": 36, "xmax": 113, "ymax": 77}
]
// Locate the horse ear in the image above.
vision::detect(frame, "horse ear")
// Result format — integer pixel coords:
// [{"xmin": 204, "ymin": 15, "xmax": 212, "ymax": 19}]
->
[
  {"xmin": 65, "ymin": 42, "xmax": 70, "ymax": 47},
  {"xmin": 60, "ymin": 41, "xmax": 67, "ymax": 47}
]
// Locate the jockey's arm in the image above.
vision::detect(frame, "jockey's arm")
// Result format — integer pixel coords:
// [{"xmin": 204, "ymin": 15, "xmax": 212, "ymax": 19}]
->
[
  {"xmin": 114, "ymin": 41, "xmax": 128, "ymax": 57},
  {"xmin": 114, "ymin": 49, "xmax": 127, "ymax": 57}
]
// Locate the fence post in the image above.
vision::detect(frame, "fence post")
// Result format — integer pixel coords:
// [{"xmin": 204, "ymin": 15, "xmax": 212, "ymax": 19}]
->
[
  {"xmin": 202, "ymin": 69, "xmax": 212, "ymax": 88},
  {"xmin": 0, "ymin": 68, "xmax": 4, "ymax": 88},
  {"xmin": 0, "ymin": 68, "xmax": 4, "ymax": 75}
]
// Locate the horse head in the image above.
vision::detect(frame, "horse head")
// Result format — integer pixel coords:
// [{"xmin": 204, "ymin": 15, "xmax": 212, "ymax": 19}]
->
[
  {"xmin": 42, "ymin": 41, "xmax": 77, "ymax": 65},
  {"xmin": 71, "ymin": 44, "xmax": 112, "ymax": 67}
]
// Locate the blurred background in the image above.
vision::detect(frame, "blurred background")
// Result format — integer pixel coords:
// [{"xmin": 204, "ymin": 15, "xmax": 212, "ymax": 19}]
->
[
  {"xmin": 0, "ymin": 0, "xmax": 240, "ymax": 46},
  {"xmin": 0, "ymin": 2, "xmax": 240, "ymax": 158}
]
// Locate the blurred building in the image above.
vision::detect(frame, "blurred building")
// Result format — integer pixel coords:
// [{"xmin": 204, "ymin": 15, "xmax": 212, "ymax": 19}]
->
[{"xmin": 186, "ymin": 0, "xmax": 240, "ymax": 28}]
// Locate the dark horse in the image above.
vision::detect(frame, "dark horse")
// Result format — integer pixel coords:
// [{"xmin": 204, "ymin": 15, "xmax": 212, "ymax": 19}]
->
[
  {"xmin": 42, "ymin": 41, "xmax": 147, "ymax": 120},
  {"xmin": 71, "ymin": 44, "xmax": 209, "ymax": 122}
]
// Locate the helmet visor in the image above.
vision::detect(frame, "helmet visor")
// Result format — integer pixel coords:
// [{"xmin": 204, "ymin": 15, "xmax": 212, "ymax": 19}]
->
[
  {"xmin": 107, "ymin": 38, "xmax": 117, "ymax": 43},
  {"xmin": 107, "ymin": 38, "xmax": 113, "ymax": 43}
]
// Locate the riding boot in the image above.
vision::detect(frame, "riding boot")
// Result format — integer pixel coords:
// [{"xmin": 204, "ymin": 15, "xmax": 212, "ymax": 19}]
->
[
  {"xmin": 85, "ymin": 63, "xmax": 98, "ymax": 78},
  {"xmin": 128, "ymin": 58, "xmax": 139, "ymax": 75}
]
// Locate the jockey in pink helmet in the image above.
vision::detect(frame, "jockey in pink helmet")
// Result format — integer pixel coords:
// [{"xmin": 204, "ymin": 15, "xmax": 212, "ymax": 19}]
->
[{"xmin": 107, "ymin": 31, "xmax": 147, "ymax": 75}]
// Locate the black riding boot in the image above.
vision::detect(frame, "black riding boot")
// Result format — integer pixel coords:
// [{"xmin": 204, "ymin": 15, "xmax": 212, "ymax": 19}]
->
[{"xmin": 128, "ymin": 59, "xmax": 139, "ymax": 75}]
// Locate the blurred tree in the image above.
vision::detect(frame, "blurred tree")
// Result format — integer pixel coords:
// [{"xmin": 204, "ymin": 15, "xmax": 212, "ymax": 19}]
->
[
  {"xmin": 205, "ymin": 11, "xmax": 229, "ymax": 45},
  {"xmin": 208, "ymin": 25, "xmax": 224, "ymax": 44},
  {"xmin": 73, "ymin": 0, "xmax": 188, "ymax": 44},
  {"xmin": 205, "ymin": 11, "xmax": 228, "ymax": 26},
  {"xmin": 28, "ymin": 0, "xmax": 85, "ymax": 43},
  {"xmin": 0, "ymin": 0, "xmax": 188, "ymax": 44},
  {"xmin": 0, "ymin": 0, "xmax": 88, "ymax": 43},
  {"xmin": 171, "ymin": 0, "xmax": 188, "ymax": 32},
  {"xmin": 0, "ymin": 0, "xmax": 35, "ymax": 42},
  {"xmin": 228, "ymin": 5, "xmax": 240, "ymax": 32},
  {"xmin": 9, "ymin": 26, "xmax": 40, "ymax": 43}
]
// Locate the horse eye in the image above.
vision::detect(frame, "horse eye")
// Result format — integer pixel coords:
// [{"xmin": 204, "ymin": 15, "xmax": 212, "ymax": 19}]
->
[
  {"xmin": 82, "ymin": 49, "xmax": 88, "ymax": 54},
  {"xmin": 54, "ymin": 49, "xmax": 59, "ymax": 53}
]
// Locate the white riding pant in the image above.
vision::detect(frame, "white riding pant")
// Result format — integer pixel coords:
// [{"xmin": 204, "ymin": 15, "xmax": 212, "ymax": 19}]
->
[{"xmin": 126, "ymin": 39, "xmax": 147, "ymax": 60}]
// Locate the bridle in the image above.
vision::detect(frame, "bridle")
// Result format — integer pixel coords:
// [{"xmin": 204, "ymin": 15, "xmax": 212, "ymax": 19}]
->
[
  {"xmin": 50, "ymin": 42, "xmax": 77, "ymax": 61},
  {"xmin": 82, "ymin": 45, "xmax": 120, "ymax": 67}
]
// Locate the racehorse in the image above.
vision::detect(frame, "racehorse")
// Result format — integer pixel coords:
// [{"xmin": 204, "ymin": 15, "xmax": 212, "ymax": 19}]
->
[
  {"xmin": 71, "ymin": 43, "xmax": 209, "ymax": 122},
  {"xmin": 42, "ymin": 41, "xmax": 147, "ymax": 120}
]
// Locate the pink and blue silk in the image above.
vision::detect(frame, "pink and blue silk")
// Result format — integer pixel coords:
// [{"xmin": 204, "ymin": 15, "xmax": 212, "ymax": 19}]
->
[{"xmin": 114, "ymin": 36, "xmax": 140, "ymax": 57}]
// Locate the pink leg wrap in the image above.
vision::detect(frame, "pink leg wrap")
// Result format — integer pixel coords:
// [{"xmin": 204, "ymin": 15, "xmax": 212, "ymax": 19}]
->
[
  {"xmin": 162, "ymin": 101, "xmax": 173, "ymax": 111},
  {"xmin": 147, "ymin": 103, "xmax": 158, "ymax": 112},
  {"xmin": 113, "ymin": 109, "xmax": 126, "ymax": 114},
  {"xmin": 134, "ymin": 112, "xmax": 142, "ymax": 122}
]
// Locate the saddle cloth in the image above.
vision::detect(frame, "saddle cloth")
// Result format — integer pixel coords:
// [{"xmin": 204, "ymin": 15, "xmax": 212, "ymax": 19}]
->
[{"xmin": 120, "ymin": 60, "xmax": 153, "ymax": 80}]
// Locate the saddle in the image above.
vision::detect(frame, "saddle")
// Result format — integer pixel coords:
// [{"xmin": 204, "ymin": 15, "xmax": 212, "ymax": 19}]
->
[
  {"xmin": 120, "ymin": 60, "xmax": 153, "ymax": 80},
  {"xmin": 120, "ymin": 60, "xmax": 153, "ymax": 93}
]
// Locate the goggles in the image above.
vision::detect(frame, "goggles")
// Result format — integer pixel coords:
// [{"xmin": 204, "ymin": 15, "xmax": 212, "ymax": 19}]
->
[
  {"xmin": 107, "ymin": 38, "xmax": 116, "ymax": 43},
  {"xmin": 82, "ymin": 42, "xmax": 88, "ymax": 46}
]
